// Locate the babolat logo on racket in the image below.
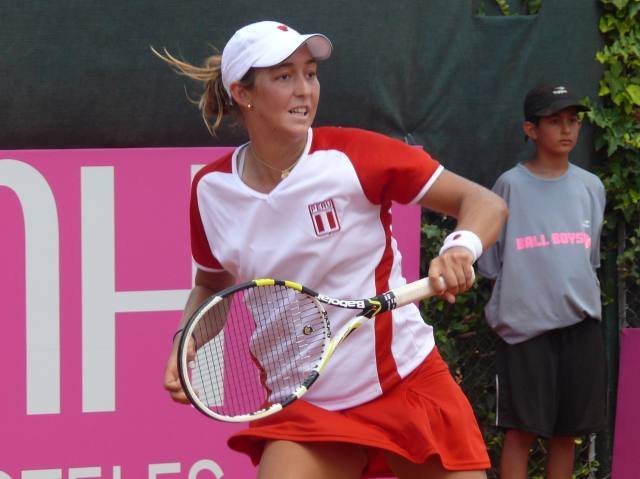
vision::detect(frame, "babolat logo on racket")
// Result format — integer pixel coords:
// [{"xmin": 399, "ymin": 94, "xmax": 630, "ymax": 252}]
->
[{"xmin": 317, "ymin": 294, "xmax": 365, "ymax": 309}]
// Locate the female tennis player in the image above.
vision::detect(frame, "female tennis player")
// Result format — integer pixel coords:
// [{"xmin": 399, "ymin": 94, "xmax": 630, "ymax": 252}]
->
[{"xmin": 158, "ymin": 20, "xmax": 507, "ymax": 479}]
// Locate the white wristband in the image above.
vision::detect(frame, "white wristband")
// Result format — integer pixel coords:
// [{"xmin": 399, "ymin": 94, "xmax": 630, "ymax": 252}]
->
[{"xmin": 438, "ymin": 230, "xmax": 483, "ymax": 263}]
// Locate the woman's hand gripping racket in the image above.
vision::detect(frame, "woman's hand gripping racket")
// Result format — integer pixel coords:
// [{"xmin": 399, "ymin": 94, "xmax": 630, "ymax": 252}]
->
[{"xmin": 176, "ymin": 277, "xmax": 439, "ymax": 422}]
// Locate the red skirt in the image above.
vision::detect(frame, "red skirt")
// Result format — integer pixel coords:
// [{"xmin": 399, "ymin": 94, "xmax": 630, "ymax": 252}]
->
[{"xmin": 228, "ymin": 348, "xmax": 490, "ymax": 477}]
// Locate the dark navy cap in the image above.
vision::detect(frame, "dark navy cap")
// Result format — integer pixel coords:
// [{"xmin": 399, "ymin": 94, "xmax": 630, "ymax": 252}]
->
[{"xmin": 524, "ymin": 84, "xmax": 590, "ymax": 122}]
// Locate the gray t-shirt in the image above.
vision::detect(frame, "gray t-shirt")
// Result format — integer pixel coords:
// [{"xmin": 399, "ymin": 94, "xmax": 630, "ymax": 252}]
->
[{"xmin": 478, "ymin": 163, "xmax": 606, "ymax": 344}]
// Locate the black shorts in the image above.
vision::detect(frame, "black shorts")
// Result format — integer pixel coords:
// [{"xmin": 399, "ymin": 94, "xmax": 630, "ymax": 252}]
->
[{"xmin": 495, "ymin": 318, "xmax": 608, "ymax": 438}]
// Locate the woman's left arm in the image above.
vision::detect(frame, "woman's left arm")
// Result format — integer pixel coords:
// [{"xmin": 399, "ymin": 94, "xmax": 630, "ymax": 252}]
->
[{"xmin": 419, "ymin": 169, "xmax": 508, "ymax": 302}]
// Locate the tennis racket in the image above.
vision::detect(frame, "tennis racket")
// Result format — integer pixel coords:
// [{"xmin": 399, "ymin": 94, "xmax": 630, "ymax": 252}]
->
[{"xmin": 176, "ymin": 276, "xmax": 439, "ymax": 422}]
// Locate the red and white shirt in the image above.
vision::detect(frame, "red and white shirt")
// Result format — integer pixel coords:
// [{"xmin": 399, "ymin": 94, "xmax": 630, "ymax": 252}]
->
[{"xmin": 190, "ymin": 127, "xmax": 443, "ymax": 410}]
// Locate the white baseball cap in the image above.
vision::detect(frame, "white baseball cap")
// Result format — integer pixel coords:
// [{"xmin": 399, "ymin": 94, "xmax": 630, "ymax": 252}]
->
[{"xmin": 221, "ymin": 21, "xmax": 332, "ymax": 100}]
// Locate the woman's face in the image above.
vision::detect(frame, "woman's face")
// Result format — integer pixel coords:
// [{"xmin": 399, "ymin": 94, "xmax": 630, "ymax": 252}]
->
[{"xmin": 248, "ymin": 45, "xmax": 320, "ymax": 140}]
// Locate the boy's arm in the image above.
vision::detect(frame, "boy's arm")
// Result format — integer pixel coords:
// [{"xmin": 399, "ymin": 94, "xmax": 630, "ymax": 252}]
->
[{"xmin": 477, "ymin": 176, "xmax": 508, "ymax": 280}]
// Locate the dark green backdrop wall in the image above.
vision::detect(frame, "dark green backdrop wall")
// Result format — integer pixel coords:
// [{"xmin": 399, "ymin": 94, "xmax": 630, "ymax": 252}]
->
[{"xmin": 1, "ymin": 1, "xmax": 603, "ymax": 186}]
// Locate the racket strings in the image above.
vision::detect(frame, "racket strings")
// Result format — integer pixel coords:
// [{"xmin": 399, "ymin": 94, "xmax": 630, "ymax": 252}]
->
[
  {"xmin": 193, "ymin": 298, "xmax": 229, "ymax": 409},
  {"xmin": 249, "ymin": 286, "xmax": 326, "ymax": 403},
  {"xmin": 187, "ymin": 284, "xmax": 327, "ymax": 418}
]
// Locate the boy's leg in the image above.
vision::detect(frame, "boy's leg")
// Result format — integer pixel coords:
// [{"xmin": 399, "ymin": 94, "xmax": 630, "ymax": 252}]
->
[
  {"xmin": 258, "ymin": 440, "xmax": 367, "ymax": 479},
  {"xmin": 499, "ymin": 429, "xmax": 536, "ymax": 479},
  {"xmin": 555, "ymin": 318, "xmax": 608, "ymax": 436},
  {"xmin": 495, "ymin": 334, "xmax": 558, "ymax": 478},
  {"xmin": 546, "ymin": 436, "xmax": 575, "ymax": 479},
  {"xmin": 495, "ymin": 334, "xmax": 558, "ymax": 437},
  {"xmin": 542, "ymin": 319, "xmax": 606, "ymax": 479}
]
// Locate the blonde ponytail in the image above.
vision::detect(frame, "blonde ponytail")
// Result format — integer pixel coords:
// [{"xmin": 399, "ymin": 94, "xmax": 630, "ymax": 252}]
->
[{"xmin": 151, "ymin": 46, "xmax": 236, "ymax": 135}]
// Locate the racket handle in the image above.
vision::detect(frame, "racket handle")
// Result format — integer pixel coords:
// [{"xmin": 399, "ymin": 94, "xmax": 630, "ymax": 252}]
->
[
  {"xmin": 391, "ymin": 277, "xmax": 438, "ymax": 307},
  {"xmin": 392, "ymin": 270, "xmax": 475, "ymax": 307}
]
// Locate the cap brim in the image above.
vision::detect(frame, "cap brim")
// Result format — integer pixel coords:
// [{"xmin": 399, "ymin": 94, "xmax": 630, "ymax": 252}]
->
[
  {"xmin": 304, "ymin": 34, "xmax": 332, "ymax": 60},
  {"xmin": 534, "ymin": 98, "xmax": 590, "ymax": 117}
]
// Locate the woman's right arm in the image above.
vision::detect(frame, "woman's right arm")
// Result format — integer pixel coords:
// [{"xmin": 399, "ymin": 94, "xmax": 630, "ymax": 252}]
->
[{"xmin": 163, "ymin": 268, "xmax": 235, "ymax": 404}]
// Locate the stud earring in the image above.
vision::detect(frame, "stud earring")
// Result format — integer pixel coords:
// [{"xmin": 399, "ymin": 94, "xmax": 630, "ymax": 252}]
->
[{"xmin": 247, "ymin": 103, "xmax": 252, "ymax": 109}]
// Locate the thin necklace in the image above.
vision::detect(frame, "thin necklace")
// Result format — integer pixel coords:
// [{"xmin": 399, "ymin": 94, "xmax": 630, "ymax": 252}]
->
[{"xmin": 249, "ymin": 144, "xmax": 304, "ymax": 180}]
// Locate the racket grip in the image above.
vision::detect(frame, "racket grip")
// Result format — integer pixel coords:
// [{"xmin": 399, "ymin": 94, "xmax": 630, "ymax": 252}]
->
[
  {"xmin": 392, "ymin": 270, "xmax": 475, "ymax": 307},
  {"xmin": 391, "ymin": 278, "xmax": 439, "ymax": 307}
]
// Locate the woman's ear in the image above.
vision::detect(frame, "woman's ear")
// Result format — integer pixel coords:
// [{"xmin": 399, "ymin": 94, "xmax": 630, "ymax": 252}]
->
[
  {"xmin": 230, "ymin": 82, "xmax": 251, "ymax": 109},
  {"xmin": 523, "ymin": 121, "xmax": 537, "ymax": 141}
]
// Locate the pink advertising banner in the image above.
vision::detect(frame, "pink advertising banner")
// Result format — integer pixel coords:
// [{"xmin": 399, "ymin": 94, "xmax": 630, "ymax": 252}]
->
[
  {"xmin": 612, "ymin": 328, "xmax": 640, "ymax": 479},
  {"xmin": 0, "ymin": 148, "xmax": 420, "ymax": 479}
]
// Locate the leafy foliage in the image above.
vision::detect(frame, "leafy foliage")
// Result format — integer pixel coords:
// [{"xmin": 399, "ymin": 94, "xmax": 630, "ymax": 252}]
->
[{"xmin": 585, "ymin": 0, "xmax": 640, "ymax": 306}]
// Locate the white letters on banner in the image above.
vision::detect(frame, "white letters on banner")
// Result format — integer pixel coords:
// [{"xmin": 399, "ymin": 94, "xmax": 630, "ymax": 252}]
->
[
  {"xmin": 80, "ymin": 166, "xmax": 190, "ymax": 412},
  {"xmin": 1, "ymin": 160, "xmax": 203, "ymax": 415},
  {"xmin": 0, "ymin": 160, "xmax": 61, "ymax": 415},
  {"xmin": 1, "ymin": 153, "xmax": 255, "ymax": 476},
  {"xmin": 0, "ymin": 460, "xmax": 223, "ymax": 479}
]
